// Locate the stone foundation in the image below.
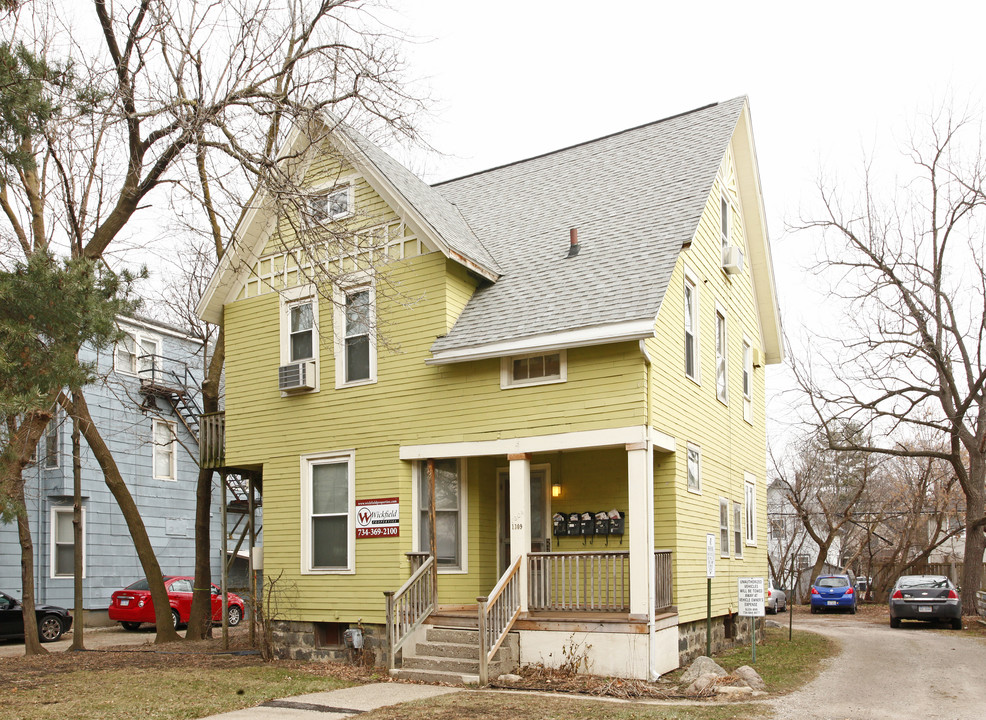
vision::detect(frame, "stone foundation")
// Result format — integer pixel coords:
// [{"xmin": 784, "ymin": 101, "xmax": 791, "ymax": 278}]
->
[
  {"xmin": 270, "ymin": 620, "xmax": 385, "ymax": 666},
  {"xmin": 677, "ymin": 613, "xmax": 764, "ymax": 665}
]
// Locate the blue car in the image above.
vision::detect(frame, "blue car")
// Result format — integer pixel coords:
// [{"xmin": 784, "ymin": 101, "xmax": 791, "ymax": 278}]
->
[{"xmin": 810, "ymin": 575, "xmax": 856, "ymax": 614}]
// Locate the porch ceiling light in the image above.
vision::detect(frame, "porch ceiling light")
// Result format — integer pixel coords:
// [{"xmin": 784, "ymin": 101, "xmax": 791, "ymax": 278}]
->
[{"xmin": 551, "ymin": 482, "xmax": 562, "ymax": 498}]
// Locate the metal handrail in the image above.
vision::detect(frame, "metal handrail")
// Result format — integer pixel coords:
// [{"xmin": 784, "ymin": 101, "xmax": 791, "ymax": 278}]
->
[
  {"xmin": 137, "ymin": 354, "xmax": 203, "ymax": 417},
  {"xmin": 384, "ymin": 555, "xmax": 436, "ymax": 670},
  {"xmin": 477, "ymin": 554, "xmax": 523, "ymax": 685}
]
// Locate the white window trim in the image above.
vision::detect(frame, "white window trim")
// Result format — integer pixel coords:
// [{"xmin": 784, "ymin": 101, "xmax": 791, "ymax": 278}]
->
[
  {"xmin": 306, "ymin": 179, "xmax": 355, "ymax": 226},
  {"xmin": 683, "ymin": 266, "xmax": 700, "ymax": 385},
  {"xmin": 720, "ymin": 186, "xmax": 730, "ymax": 255},
  {"xmin": 686, "ymin": 443, "xmax": 702, "ymax": 495},
  {"xmin": 500, "ymin": 350, "xmax": 568, "ymax": 389},
  {"xmin": 715, "ymin": 303, "xmax": 728, "ymax": 406},
  {"xmin": 334, "ymin": 282, "xmax": 377, "ymax": 389},
  {"xmin": 745, "ymin": 473, "xmax": 757, "ymax": 546},
  {"xmin": 719, "ymin": 497, "xmax": 730, "ymax": 558},
  {"xmin": 412, "ymin": 458, "xmax": 469, "ymax": 575},
  {"xmin": 300, "ymin": 450, "xmax": 356, "ymax": 575},
  {"xmin": 115, "ymin": 329, "xmax": 162, "ymax": 377},
  {"xmin": 742, "ymin": 335, "xmax": 753, "ymax": 424},
  {"xmin": 50, "ymin": 506, "xmax": 85, "ymax": 579},
  {"xmin": 279, "ymin": 285, "xmax": 321, "ymax": 394},
  {"xmin": 152, "ymin": 418, "xmax": 177, "ymax": 481},
  {"xmin": 733, "ymin": 501, "xmax": 743, "ymax": 559}
]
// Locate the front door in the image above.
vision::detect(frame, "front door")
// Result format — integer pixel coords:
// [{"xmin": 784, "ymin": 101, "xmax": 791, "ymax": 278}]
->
[{"xmin": 498, "ymin": 468, "xmax": 549, "ymax": 574}]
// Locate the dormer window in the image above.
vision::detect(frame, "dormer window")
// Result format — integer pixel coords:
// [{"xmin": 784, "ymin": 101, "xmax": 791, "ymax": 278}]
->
[{"xmin": 501, "ymin": 350, "xmax": 567, "ymax": 389}]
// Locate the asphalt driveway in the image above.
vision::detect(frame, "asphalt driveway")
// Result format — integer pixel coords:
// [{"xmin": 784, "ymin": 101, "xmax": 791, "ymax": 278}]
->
[{"xmin": 769, "ymin": 611, "xmax": 986, "ymax": 720}]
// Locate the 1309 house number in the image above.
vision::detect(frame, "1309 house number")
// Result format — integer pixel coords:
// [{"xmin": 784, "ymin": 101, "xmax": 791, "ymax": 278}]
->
[{"xmin": 511, "ymin": 523, "xmax": 524, "ymax": 530}]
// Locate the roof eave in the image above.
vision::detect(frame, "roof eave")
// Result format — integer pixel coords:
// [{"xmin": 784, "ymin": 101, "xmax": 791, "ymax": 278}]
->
[{"xmin": 426, "ymin": 318, "xmax": 656, "ymax": 366}]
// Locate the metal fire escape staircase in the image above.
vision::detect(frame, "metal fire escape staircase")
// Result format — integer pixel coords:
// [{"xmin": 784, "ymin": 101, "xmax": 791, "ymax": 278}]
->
[{"xmin": 137, "ymin": 356, "xmax": 262, "ymax": 582}]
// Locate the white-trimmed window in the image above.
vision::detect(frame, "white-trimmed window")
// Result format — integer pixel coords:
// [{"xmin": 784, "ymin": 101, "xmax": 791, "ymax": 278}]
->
[
  {"xmin": 686, "ymin": 443, "xmax": 701, "ymax": 494},
  {"xmin": 683, "ymin": 268, "xmax": 699, "ymax": 382},
  {"xmin": 715, "ymin": 307, "xmax": 728, "ymax": 405},
  {"xmin": 302, "ymin": 452, "xmax": 355, "ymax": 573},
  {"xmin": 115, "ymin": 330, "xmax": 161, "ymax": 376},
  {"xmin": 152, "ymin": 419, "xmax": 176, "ymax": 480},
  {"xmin": 742, "ymin": 337, "xmax": 753, "ymax": 423},
  {"xmin": 334, "ymin": 284, "xmax": 376, "ymax": 387},
  {"xmin": 417, "ymin": 459, "xmax": 466, "ymax": 571},
  {"xmin": 308, "ymin": 183, "xmax": 352, "ymax": 225},
  {"xmin": 733, "ymin": 502, "xmax": 743, "ymax": 558},
  {"xmin": 51, "ymin": 506, "xmax": 85, "ymax": 578},
  {"xmin": 279, "ymin": 287, "xmax": 320, "ymax": 392},
  {"xmin": 719, "ymin": 498, "xmax": 729, "ymax": 557},
  {"xmin": 41, "ymin": 412, "xmax": 60, "ymax": 469},
  {"xmin": 745, "ymin": 474, "xmax": 757, "ymax": 545},
  {"xmin": 501, "ymin": 350, "xmax": 567, "ymax": 389}
]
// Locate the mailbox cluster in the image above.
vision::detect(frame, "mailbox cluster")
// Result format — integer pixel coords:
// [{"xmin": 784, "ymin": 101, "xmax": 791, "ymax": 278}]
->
[{"xmin": 552, "ymin": 509, "xmax": 625, "ymax": 545}]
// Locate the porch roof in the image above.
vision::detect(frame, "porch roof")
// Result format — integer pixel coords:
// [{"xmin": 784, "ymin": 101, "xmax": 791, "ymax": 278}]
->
[{"xmin": 398, "ymin": 425, "xmax": 675, "ymax": 460}]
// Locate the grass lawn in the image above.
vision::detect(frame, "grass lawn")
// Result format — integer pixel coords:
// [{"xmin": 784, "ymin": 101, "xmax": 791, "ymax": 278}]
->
[{"xmin": 0, "ymin": 626, "xmax": 834, "ymax": 720}]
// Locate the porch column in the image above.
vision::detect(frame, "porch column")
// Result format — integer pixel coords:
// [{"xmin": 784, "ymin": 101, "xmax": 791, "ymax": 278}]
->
[
  {"xmin": 508, "ymin": 452, "xmax": 531, "ymax": 613},
  {"xmin": 627, "ymin": 442, "xmax": 651, "ymax": 617}
]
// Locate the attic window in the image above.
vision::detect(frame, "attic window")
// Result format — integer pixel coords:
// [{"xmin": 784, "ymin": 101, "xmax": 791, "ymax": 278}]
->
[
  {"xmin": 501, "ymin": 350, "xmax": 567, "ymax": 389},
  {"xmin": 309, "ymin": 185, "xmax": 351, "ymax": 224}
]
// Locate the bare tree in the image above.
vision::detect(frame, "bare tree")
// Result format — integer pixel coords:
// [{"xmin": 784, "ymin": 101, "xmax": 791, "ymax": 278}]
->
[
  {"xmin": 792, "ymin": 106, "xmax": 986, "ymax": 610},
  {"xmin": 1, "ymin": 0, "xmax": 423, "ymax": 645}
]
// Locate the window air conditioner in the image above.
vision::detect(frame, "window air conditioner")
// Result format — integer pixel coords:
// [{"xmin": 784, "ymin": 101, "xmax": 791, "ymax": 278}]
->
[
  {"xmin": 722, "ymin": 245, "xmax": 744, "ymax": 275},
  {"xmin": 278, "ymin": 361, "xmax": 316, "ymax": 391}
]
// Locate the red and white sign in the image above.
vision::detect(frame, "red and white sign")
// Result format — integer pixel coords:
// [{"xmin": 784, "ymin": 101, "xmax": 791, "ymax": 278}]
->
[{"xmin": 355, "ymin": 497, "xmax": 399, "ymax": 538}]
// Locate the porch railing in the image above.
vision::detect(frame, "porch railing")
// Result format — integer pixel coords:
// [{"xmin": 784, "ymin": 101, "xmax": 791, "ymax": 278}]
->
[
  {"xmin": 528, "ymin": 550, "xmax": 630, "ymax": 612},
  {"xmin": 383, "ymin": 554, "xmax": 436, "ymax": 670},
  {"xmin": 477, "ymin": 554, "xmax": 523, "ymax": 686},
  {"xmin": 655, "ymin": 549, "xmax": 673, "ymax": 612},
  {"xmin": 199, "ymin": 411, "xmax": 225, "ymax": 469}
]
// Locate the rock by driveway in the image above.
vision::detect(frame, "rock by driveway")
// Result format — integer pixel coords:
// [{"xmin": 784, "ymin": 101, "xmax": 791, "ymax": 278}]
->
[{"xmin": 769, "ymin": 613, "xmax": 986, "ymax": 720}]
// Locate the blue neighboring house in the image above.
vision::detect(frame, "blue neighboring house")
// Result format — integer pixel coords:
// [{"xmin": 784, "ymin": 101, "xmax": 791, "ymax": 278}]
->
[{"xmin": 0, "ymin": 316, "xmax": 231, "ymax": 625}]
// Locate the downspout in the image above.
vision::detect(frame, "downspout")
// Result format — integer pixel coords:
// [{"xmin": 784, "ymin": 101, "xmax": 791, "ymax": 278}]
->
[{"xmin": 639, "ymin": 340, "xmax": 658, "ymax": 681}]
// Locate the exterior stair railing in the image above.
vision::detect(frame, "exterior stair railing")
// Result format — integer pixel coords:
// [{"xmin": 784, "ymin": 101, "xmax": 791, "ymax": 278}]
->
[
  {"xmin": 477, "ymin": 553, "xmax": 523, "ymax": 685},
  {"xmin": 384, "ymin": 554, "xmax": 436, "ymax": 670}
]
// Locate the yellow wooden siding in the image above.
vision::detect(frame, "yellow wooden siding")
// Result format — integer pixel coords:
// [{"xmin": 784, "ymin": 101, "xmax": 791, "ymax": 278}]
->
[
  {"xmin": 648, "ymin": 144, "xmax": 769, "ymax": 625},
  {"xmin": 223, "ymin": 247, "xmax": 647, "ymax": 623}
]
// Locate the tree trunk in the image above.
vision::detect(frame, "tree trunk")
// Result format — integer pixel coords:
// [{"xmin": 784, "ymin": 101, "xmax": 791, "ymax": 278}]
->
[
  {"xmin": 2, "ymin": 408, "xmax": 55, "ymax": 656},
  {"xmin": 70, "ymin": 397, "xmax": 85, "ymax": 650},
  {"xmin": 186, "ymin": 329, "xmax": 224, "ymax": 640},
  {"xmin": 961, "ymin": 455, "xmax": 985, "ymax": 614},
  {"xmin": 64, "ymin": 391, "xmax": 180, "ymax": 642}
]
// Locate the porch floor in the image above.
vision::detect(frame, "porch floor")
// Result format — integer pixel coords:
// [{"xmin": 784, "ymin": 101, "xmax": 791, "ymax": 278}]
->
[{"xmin": 427, "ymin": 606, "xmax": 677, "ymax": 635}]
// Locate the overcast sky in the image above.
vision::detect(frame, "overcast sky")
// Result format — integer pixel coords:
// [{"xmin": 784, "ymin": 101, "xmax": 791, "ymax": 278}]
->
[{"xmin": 384, "ymin": 1, "xmax": 986, "ymax": 443}]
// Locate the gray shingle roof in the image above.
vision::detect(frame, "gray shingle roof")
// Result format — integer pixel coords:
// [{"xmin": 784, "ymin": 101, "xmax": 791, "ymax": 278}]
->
[
  {"xmin": 335, "ymin": 122, "xmax": 502, "ymax": 276},
  {"xmin": 429, "ymin": 97, "xmax": 746, "ymax": 354}
]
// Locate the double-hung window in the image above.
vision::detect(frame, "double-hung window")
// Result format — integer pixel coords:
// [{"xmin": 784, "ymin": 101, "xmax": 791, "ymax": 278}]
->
[
  {"xmin": 303, "ymin": 453, "xmax": 354, "ymax": 572},
  {"xmin": 683, "ymin": 268, "xmax": 699, "ymax": 381},
  {"xmin": 733, "ymin": 502, "xmax": 743, "ymax": 558},
  {"xmin": 334, "ymin": 284, "xmax": 376, "ymax": 387},
  {"xmin": 51, "ymin": 506, "xmax": 84, "ymax": 578},
  {"xmin": 308, "ymin": 184, "xmax": 351, "ymax": 225},
  {"xmin": 289, "ymin": 302, "xmax": 315, "ymax": 362},
  {"xmin": 742, "ymin": 337, "xmax": 753, "ymax": 423},
  {"xmin": 418, "ymin": 459, "xmax": 464, "ymax": 570},
  {"xmin": 116, "ymin": 330, "xmax": 161, "ymax": 377},
  {"xmin": 715, "ymin": 307, "xmax": 728, "ymax": 404},
  {"xmin": 719, "ymin": 498, "xmax": 730, "ymax": 557},
  {"xmin": 686, "ymin": 443, "xmax": 701, "ymax": 493},
  {"xmin": 152, "ymin": 419, "xmax": 176, "ymax": 480},
  {"xmin": 745, "ymin": 474, "xmax": 757, "ymax": 545},
  {"xmin": 41, "ymin": 413, "xmax": 60, "ymax": 469}
]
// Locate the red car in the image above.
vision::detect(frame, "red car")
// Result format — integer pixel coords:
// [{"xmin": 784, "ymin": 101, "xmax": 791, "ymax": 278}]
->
[{"xmin": 109, "ymin": 576, "xmax": 244, "ymax": 630}]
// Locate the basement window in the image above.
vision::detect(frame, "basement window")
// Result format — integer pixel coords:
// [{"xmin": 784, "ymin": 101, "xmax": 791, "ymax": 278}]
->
[
  {"xmin": 314, "ymin": 622, "xmax": 344, "ymax": 648},
  {"xmin": 501, "ymin": 350, "xmax": 567, "ymax": 389}
]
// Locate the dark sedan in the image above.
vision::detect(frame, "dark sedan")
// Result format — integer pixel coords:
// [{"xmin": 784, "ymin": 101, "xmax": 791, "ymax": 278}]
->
[
  {"xmin": 889, "ymin": 575, "xmax": 962, "ymax": 629},
  {"xmin": 0, "ymin": 591, "xmax": 73, "ymax": 642}
]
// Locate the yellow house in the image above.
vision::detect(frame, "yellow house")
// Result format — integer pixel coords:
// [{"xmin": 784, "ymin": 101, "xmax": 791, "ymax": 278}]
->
[{"xmin": 196, "ymin": 96, "xmax": 783, "ymax": 682}]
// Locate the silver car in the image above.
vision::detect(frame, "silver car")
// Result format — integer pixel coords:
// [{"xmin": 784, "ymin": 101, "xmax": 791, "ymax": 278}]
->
[
  {"xmin": 889, "ymin": 575, "xmax": 961, "ymax": 629},
  {"xmin": 766, "ymin": 581, "xmax": 787, "ymax": 614}
]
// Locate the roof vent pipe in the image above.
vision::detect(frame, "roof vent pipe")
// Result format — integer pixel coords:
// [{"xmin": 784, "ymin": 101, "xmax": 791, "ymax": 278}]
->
[{"xmin": 568, "ymin": 227, "xmax": 580, "ymax": 257}]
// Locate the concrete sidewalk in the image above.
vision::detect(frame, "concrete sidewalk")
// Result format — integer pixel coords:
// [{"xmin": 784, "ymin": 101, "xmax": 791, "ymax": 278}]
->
[{"xmin": 197, "ymin": 682, "xmax": 462, "ymax": 719}]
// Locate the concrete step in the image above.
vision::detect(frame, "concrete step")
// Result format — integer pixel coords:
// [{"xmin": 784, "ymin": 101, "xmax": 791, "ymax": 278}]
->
[
  {"xmin": 402, "ymin": 654, "xmax": 480, "ymax": 673},
  {"xmin": 425, "ymin": 627, "xmax": 481, "ymax": 645},
  {"xmin": 389, "ymin": 667, "xmax": 480, "ymax": 685},
  {"xmin": 414, "ymin": 640, "xmax": 517, "ymax": 662}
]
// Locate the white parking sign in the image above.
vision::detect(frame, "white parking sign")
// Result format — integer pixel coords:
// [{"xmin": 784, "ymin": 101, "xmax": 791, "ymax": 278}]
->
[{"xmin": 738, "ymin": 577, "xmax": 765, "ymax": 617}]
